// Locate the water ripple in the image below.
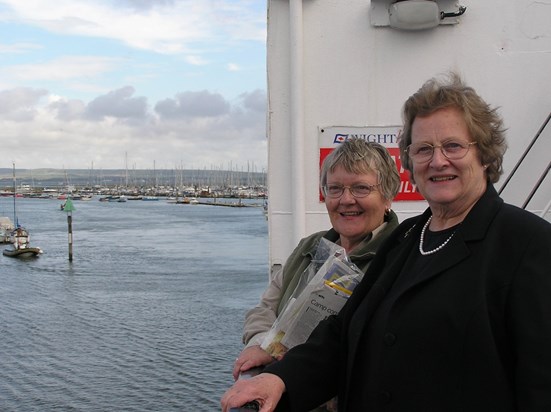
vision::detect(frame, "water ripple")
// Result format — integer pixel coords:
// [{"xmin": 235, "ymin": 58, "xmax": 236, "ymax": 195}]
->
[{"xmin": 1, "ymin": 198, "xmax": 268, "ymax": 411}]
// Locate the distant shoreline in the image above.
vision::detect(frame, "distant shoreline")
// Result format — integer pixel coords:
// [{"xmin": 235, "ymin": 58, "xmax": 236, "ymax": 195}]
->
[{"xmin": 0, "ymin": 168, "xmax": 267, "ymax": 190}]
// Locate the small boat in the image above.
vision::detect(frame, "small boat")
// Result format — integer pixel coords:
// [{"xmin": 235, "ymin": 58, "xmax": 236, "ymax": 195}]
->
[
  {"xmin": 3, "ymin": 227, "xmax": 42, "ymax": 258},
  {"xmin": 3, "ymin": 163, "xmax": 43, "ymax": 258},
  {"xmin": 99, "ymin": 195, "xmax": 127, "ymax": 202},
  {"xmin": 61, "ymin": 195, "xmax": 87, "ymax": 210}
]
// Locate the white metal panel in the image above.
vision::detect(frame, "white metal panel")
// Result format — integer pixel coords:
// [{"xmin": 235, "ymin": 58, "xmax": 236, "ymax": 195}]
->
[{"xmin": 267, "ymin": 0, "xmax": 551, "ymax": 270}]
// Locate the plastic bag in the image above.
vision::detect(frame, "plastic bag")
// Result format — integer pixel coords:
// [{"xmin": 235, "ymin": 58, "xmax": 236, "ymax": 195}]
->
[{"xmin": 261, "ymin": 239, "xmax": 364, "ymax": 358}]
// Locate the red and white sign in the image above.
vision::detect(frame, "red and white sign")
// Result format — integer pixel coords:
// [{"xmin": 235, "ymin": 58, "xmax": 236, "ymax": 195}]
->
[{"xmin": 318, "ymin": 126, "xmax": 424, "ymax": 201}]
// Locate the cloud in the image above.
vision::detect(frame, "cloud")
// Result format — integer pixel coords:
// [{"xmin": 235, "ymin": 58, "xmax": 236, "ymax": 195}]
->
[
  {"xmin": 49, "ymin": 98, "xmax": 86, "ymax": 121},
  {"xmin": 227, "ymin": 63, "xmax": 240, "ymax": 72},
  {"xmin": 0, "ymin": 1, "xmax": 267, "ymax": 170},
  {"xmin": 0, "ymin": 87, "xmax": 48, "ymax": 120},
  {"xmin": 0, "ymin": 42, "xmax": 42, "ymax": 53},
  {"xmin": 239, "ymin": 89, "xmax": 266, "ymax": 113},
  {"xmin": 0, "ymin": 0, "xmax": 266, "ymax": 54},
  {"xmin": 116, "ymin": 0, "xmax": 176, "ymax": 12},
  {"xmin": 2, "ymin": 55, "xmax": 123, "ymax": 82},
  {"xmin": 155, "ymin": 90, "xmax": 230, "ymax": 119},
  {"xmin": 186, "ymin": 55, "xmax": 209, "ymax": 66},
  {"xmin": 0, "ymin": 85, "xmax": 267, "ymax": 170},
  {"xmin": 85, "ymin": 86, "xmax": 148, "ymax": 120}
]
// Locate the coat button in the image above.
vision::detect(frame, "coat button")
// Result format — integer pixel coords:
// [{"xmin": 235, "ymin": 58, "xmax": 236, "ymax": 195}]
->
[{"xmin": 384, "ymin": 332, "xmax": 396, "ymax": 346}]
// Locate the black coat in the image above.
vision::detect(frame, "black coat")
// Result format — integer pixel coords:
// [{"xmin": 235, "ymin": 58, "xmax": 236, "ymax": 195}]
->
[{"xmin": 267, "ymin": 185, "xmax": 551, "ymax": 411}]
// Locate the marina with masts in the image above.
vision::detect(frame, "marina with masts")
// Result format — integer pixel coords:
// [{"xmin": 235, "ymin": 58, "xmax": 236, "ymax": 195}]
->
[{"xmin": 0, "ymin": 165, "xmax": 267, "ymax": 207}]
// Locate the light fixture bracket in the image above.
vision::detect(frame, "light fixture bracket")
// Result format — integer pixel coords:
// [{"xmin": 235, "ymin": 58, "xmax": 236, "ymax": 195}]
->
[{"xmin": 370, "ymin": 0, "xmax": 467, "ymax": 30}]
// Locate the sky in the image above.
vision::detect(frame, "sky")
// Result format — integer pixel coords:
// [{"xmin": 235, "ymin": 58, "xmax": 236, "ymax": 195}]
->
[{"xmin": 0, "ymin": 0, "xmax": 267, "ymax": 172}]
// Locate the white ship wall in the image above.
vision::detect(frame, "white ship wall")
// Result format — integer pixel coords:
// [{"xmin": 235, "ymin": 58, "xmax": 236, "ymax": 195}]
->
[{"xmin": 266, "ymin": 0, "xmax": 551, "ymax": 272}]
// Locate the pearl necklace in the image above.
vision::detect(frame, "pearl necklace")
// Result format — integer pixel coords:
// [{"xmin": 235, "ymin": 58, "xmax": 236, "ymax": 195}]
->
[{"xmin": 419, "ymin": 216, "xmax": 456, "ymax": 256}]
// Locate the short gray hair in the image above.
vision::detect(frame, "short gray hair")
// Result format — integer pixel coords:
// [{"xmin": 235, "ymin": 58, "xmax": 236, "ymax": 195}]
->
[{"xmin": 320, "ymin": 138, "xmax": 400, "ymax": 201}]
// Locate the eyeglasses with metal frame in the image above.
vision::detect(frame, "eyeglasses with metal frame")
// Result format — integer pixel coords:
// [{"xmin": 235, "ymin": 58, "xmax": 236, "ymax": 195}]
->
[
  {"xmin": 406, "ymin": 140, "xmax": 477, "ymax": 163},
  {"xmin": 322, "ymin": 183, "xmax": 380, "ymax": 199}
]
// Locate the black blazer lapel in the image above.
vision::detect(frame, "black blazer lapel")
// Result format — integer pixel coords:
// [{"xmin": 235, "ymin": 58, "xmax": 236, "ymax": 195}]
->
[
  {"xmin": 407, "ymin": 185, "xmax": 503, "ymax": 287},
  {"xmin": 344, "ymin": 217, "xmax": 422, "ymax": 393}
]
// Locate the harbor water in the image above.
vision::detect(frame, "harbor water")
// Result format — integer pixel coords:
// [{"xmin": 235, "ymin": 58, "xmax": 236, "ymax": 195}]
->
[{"xmin": 0, "ymin": 197, "xmax": 269, "ymax": 411}]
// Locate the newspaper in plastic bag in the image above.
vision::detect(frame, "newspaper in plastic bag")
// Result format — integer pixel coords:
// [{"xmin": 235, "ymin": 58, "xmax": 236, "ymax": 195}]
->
[
  {"xmin": 261, "ymin": 240, "xmax": 364, "ymax": 358},
  {"xmin": 287, "ymin": 238, "xmax": 346, "ymax": 302}
]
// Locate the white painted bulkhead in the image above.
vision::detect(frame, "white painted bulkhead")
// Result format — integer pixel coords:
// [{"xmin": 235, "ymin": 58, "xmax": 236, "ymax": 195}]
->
[{"xmin": 266, "ymin": 0, "xmax": 551, "ymax": 273}]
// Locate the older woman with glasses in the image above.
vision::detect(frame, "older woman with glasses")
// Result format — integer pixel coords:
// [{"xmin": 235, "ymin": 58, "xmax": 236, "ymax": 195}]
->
[
  {"xmin": 231, "ymin": 139, "xmax": 400, "ymax": 410},
  {"xmin": 221, "ymin": 73, "xmax": 551, "ymax": 412}
]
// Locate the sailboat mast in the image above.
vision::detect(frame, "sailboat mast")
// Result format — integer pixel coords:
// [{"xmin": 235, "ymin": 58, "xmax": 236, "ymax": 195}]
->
[{"xmin": 12, "ymin": 162, "xmax": 16, "ymax": 226}]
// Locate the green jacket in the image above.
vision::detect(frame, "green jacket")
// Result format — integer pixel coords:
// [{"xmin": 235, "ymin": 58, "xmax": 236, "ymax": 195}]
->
[
  {"xmin": 242, "ymin": 211, "xmax": 399, "ymax": 347},
  {"xmin": 278, "ymin": 210, "xmax": 399, "ymax": 314}
]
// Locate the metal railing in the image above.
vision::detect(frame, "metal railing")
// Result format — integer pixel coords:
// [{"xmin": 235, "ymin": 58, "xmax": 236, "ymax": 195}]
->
[{"xmin": 498, "ymin": 112, "xmax": 551, "ymax": 218}]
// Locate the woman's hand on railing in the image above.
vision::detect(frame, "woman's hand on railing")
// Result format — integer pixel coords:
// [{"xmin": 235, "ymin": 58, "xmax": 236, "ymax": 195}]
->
[
  {"xmin": 221, "ymin": 373, "xmax": 285, "ymax": 412},
  {"xmin": 232, "ymin": 345, "xmax": 274, "ymax": 380}
]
